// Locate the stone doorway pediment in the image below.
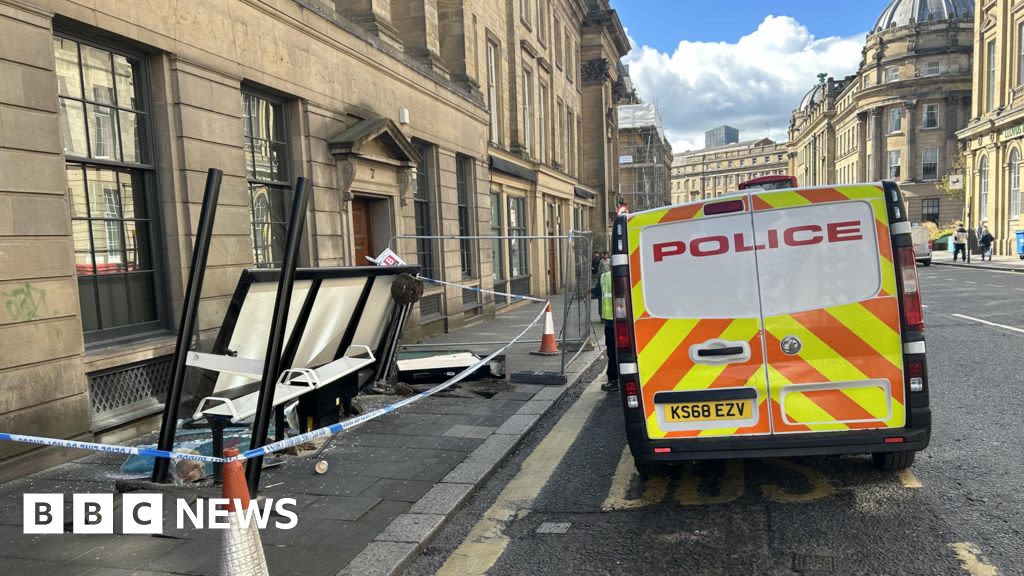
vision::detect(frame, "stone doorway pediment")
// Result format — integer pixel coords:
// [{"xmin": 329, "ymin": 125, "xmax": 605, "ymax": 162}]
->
[{"xmin": 328, "ymin": 117, "xmax": 421, "ymax": 208}]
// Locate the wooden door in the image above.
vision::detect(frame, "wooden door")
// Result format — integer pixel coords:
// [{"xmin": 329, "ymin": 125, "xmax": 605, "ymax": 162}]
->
[{"xmin": 352, "ymin": 197, "xmax": 373, "ymax": 265}]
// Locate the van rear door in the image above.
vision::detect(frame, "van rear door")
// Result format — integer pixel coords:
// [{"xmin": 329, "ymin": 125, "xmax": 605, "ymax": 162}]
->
[
  {"xmin": 749, "ymin": 185, "xmax": 906, "ymax": 434},
  {"xmin": 628, "ymin": 199, "xmax": 771, "ymax": 440}
]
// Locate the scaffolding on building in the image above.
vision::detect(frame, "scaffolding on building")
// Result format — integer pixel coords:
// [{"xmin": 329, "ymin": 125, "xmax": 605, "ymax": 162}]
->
[{"xmin": 617, "ymin": 103, "xmax": 672, "ymax": 212}]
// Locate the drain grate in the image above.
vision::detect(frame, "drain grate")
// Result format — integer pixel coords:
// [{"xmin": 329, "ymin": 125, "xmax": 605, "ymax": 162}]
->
[
  {"xmin": 536, "ymin": 522, "xmax": 571, "ymax": 534},
  {"xmin": 792, "ymin": 553, "xmax": 835, "ymax": 573}
]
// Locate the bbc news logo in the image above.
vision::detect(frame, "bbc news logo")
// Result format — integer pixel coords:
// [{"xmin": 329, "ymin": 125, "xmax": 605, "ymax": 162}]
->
[{"xmin": 23, "ymin": 494, "xmax": 298, "ymax": 534}]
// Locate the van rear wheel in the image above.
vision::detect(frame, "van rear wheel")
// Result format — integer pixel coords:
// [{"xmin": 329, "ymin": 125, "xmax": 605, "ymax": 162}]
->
[
  {"xmin": 635, "ymin": 460, "xmax": 661, "ymax": 480},
  {"xmin": 872, "ymin": 451, "xmax": 915, "ymax": 470}
]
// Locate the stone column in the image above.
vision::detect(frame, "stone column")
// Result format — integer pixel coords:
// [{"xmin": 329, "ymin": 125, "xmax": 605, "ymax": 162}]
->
[
  {"xmin": 856, "ymin": 112, "xmax": 868, "ymax": 181},
  {"xmin": 904, "ymin": 100, "xmax": 916, "ymax": 181},
  {"xmin": 871, "ymin": 108, "xmax": 884, "ymax": 180},
  {"xmin": 390, "ymin": 0, "xmax": 448, "ymax": 77},
  {"xmin": 334, "ymin": 0, "xmax": 404, "ymax": 51}
]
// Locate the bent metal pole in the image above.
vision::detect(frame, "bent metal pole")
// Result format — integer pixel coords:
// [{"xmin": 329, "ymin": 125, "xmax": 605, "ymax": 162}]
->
[
  {"xmin": 152, "ymin": 168, "xmax": 223, "ymax": 483},
  {"xmin": 245, "ymin": 177, "xmax": 311, "ymax": 496}
]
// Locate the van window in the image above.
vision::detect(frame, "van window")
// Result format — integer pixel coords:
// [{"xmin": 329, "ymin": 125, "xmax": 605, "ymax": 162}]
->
[
  {"xmin": 638, "ymin": 213, "xmax": 760, "ymax": 319},
  {"xmin": 753, "ymin": 201, "xmax": 881, "ymax": 316}
]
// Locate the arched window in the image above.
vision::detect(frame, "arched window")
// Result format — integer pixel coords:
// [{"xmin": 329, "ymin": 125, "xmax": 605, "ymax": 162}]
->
[
  {"xmin": 979, "ymin": 155, "xmax": 989, "ymax": 220},
  {"xmin": 1012, "ymin": 149, "xmax": 1022, "ymax": 218}
]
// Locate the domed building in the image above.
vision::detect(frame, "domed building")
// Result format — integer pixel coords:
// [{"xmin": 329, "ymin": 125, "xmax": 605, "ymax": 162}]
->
[
  {"xmin": 788, "ymin": 0, "xmax": 974, "ymax": 225},
  {"xmin": 958, "ymin": 1, "xmax": 1024, "ymax": 256}
]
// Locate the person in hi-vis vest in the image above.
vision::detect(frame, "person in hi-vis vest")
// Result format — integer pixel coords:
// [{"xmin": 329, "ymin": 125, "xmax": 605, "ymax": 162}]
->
[{"xmin": 592, "ymin": 270, "xmax": 618, "ymax": 391}]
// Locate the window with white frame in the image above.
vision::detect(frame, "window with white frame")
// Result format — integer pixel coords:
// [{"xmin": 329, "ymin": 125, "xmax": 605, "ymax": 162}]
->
[
  {"xmin": 888, "ymin": 107, "xmax": 902, "ymax": 133},
  {"xmin": 539, "ymin": 81, "xmax": 548, "ymax": 162},
  {"xmin": 987, "ymin": 40, "xmax": 997, "ymax": 112},
  {"xmin": 979, "ymin": 155, "xmax": 989, "ymax": 218},
  {"xmin": 456, "ymin": 155, "xmax": 474, "ymax": 277},
  {"xmin": 554, "ymin": 16, "xmax": 563, "ymax": 68},
  {"xmin": 522, "ymin": 68, "xmax": 533, "ymax": 154},
  {"xmin": 923, "ymin": 103, "xmax": 939, "ymax": 129},
  {"xmin": 888, "ymin": 150, "xmax": 901, "ymax": 179},
  {"xmin": 1020, "ymin": 23, "xmax": 1024, "ymax": 86},
  {"xmin": 922, "ymin": 147, "xmax": 939, "ymax": 180},
  {"xmin": 924, "ymin": 61, "xmax": 940, "ymax": 77},
  {"xmin": 885, "ymin": 66, "xmax": 899, "ymax": 82},
  {"xmin": 486, "ymin": 40, "xmax": 501, "ymax": 144},
  {"xmin": 1012, "ymin": 149, "xmax": 1021, "ymax": 218}
]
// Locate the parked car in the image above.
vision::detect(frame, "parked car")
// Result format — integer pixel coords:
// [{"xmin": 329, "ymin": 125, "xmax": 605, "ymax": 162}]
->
[{"xmin": 911, "ymin": 224, "xmax": 932, "ymax": 266}]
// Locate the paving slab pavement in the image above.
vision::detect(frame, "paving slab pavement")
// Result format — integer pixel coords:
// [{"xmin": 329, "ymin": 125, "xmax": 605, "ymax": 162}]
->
[
  {"xmin": 930, "ymin": 252, "xmax": 1024, "ymax": 272},
  {"xmin": 0, "ymin": 307, "xmax": 605, "ymax": 576}
]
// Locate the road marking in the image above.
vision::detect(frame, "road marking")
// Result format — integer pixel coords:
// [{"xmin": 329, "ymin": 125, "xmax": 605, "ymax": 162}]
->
[
  {"xmin": 438, "ymin": 379, "xmax": 603, "ymax": 576},
  {"xmin": 602, "ymin": 445, "xmax": 667, "ymax": 510},
  {"xmin": 988, "ymin": 284, "xmax": 1004, "ymax": 288},
  {"xmin": 965, "ymin": 281, "xmax": 977, "ymax": 284},
  {"xmin": 760, "ymin": 458, "xmax": 834, "ymax": 503},
  {"xmin": 951, "ymin": 313, "xmax": 1024, "ymax": 335},
  {"xmin": 949, "ymin": 542, "xmax": 1000, "ymax": 576},
  {"xmin": 676, "ymin": 460, "xmax": 744, "ymax": 505},
  {"xmin": 898, "ymin": 469, "xmax": 923, "ymax": 489},
  {"xmin": 922, "ymin": 304, "xmax": 928, "ymax": 308}
]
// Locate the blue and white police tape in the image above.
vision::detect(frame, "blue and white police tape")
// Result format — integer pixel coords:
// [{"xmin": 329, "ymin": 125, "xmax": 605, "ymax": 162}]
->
[
  {"xmin": 0, "ymin": 432, "xmax": 230, "ymax": 464},
  {"xmin": 0, "ymin": 302, "xmax": 550, "ymax": 465},
  {"xmin": 418, "ymin": 276, "xmax": 546, "ymax": 303}
]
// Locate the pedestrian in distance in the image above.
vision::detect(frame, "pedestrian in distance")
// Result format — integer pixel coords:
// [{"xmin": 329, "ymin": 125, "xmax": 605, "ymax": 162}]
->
[
  {"xmin": 599, "ymin": 251, "xmax": 612, "ymax": 275},
  {"xmin": 979, "ymin": 226, "xmax": 995, "ymax": 261},
  {"xmin": 591, "ymin": 251, "xmax": 601, "ymax": 275},
  {"xmin": 592, "ymin": 269, "xmax": 618, "ymax": 392},
  {"xmin": 953, "ymin": 222, "xmax": 968, "ymax": 262}
]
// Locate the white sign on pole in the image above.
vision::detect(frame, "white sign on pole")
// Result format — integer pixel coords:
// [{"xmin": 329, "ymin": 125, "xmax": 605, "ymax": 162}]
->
[
  {"xmin": 371, "ymin": 248, "xmax": 407, "ymax": 266},
  {"xmin": 948, "ymin": 174, "xmax": 964, "ymax": 190}
]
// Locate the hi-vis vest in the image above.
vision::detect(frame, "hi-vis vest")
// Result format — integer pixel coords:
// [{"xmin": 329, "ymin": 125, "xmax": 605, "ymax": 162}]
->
[{"xmin": 600, "ymin": 271, "xmax": 613, "ymax": 321}]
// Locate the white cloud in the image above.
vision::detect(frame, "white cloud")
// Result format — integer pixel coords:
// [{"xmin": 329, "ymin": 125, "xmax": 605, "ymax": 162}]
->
[{"xmin": 623, "ymin": 16, "xmax": 866, "ymax": 152}]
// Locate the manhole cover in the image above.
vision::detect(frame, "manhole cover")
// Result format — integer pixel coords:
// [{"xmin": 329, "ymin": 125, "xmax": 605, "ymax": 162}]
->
[
  {"xmin": 536, "ymin": 522, "xmax": 571, "ymax": 534},
  {"xmin": 792, "ymin": 553, "xmax": 835, "ymax": 573}
]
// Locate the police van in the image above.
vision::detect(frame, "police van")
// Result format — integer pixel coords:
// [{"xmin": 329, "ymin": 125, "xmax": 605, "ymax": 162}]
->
[{"xmin": 610, "ymin": 181, "xmax": 929, "ymax": 475}]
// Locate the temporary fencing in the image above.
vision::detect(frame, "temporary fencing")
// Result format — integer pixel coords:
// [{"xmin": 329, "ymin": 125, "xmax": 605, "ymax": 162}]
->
[{"xmin": 391, "ymin": 231, "xmax": 598, "ymax": 376}]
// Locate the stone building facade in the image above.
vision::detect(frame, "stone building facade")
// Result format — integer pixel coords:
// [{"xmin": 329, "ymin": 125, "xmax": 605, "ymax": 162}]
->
[
  {"xmin": 788, "ymin": 0, "xmax": 974, "ymax": 225},
  {"xmin": 957, "ymin": 0, "xmax": 1024, "ymax": 256},
  {"xmin": 670, "ymin": 137, "xmax": 788, "ymax": 203},
  {"xmin": 0, "ymin": 0, "xmax": 627, "ymax": 478}
]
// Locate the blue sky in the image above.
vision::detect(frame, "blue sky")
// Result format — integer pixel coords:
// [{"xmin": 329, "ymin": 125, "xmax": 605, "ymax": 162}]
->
[
  {"xmin": 612, "ymin": 1, "xmax": 895, "ymax": 151},
  {"xmin": 611, "ymin": 0, "xmax": 891, "ymax": 53}
]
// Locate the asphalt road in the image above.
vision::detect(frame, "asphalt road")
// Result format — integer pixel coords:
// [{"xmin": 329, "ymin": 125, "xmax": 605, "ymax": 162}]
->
[{"xmin": 405, "ymin": 265, "xmax": 1024, "ymax": 576}]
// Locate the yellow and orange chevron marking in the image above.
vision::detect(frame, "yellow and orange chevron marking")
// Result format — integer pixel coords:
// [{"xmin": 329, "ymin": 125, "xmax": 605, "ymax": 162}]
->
[{"xmin": 628, "ymin": 184, "xmax": 905, "ymax": 439}]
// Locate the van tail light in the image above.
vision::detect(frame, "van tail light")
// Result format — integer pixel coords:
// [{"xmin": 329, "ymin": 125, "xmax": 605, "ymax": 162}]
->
[
  {"xmin": 897, "ymin": 246, "xmax": 924, "ymax": 332},
  {"xmin": 612, "ymin": 275, "xmax": 635, "ymax": 353},
  {"xmin": 624, "ymin": 381, "xmax": 639, "ymax": 409},
  {"xmin": 927, "ymin": 240, "xmax": 933, "ymax": 250},
  {"xmin": 907, "ymin": 359, "xmax": 924, "ymax": 392}
]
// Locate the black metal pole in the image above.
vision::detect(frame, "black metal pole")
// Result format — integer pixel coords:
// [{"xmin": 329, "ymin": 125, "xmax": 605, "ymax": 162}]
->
[
  {"xmin": 152, "ymin": 168, "xmax": 223, "ymax": 483},
  {"xmin": 245, "ymin": 177, "xmax": 310, "ymax": 496}
]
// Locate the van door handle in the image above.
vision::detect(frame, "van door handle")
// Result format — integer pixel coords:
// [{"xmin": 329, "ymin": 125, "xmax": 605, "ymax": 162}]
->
[
  {"xmin": 696, "ymin": 346, "xmax": 745, "ymax": 357},
  {"xmin": 689, "ymin": 339, "xmax": 752, "ymax": 365}
]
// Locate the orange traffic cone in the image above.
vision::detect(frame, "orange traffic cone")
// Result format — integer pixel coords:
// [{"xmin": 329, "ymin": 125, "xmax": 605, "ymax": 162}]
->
[
  {"xmin": 531, "ymin": 302, "xmax": 560, "ymax": 356},
  {"xmin": 220, "ymin": 448, "xmax": 269, "ymax": 576}
]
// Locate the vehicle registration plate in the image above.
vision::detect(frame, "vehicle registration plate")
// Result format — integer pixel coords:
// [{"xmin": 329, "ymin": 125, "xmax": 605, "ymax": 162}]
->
[{"xmin": 665, "ymin": 399, "xmax": 753, "ymax": 422}]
